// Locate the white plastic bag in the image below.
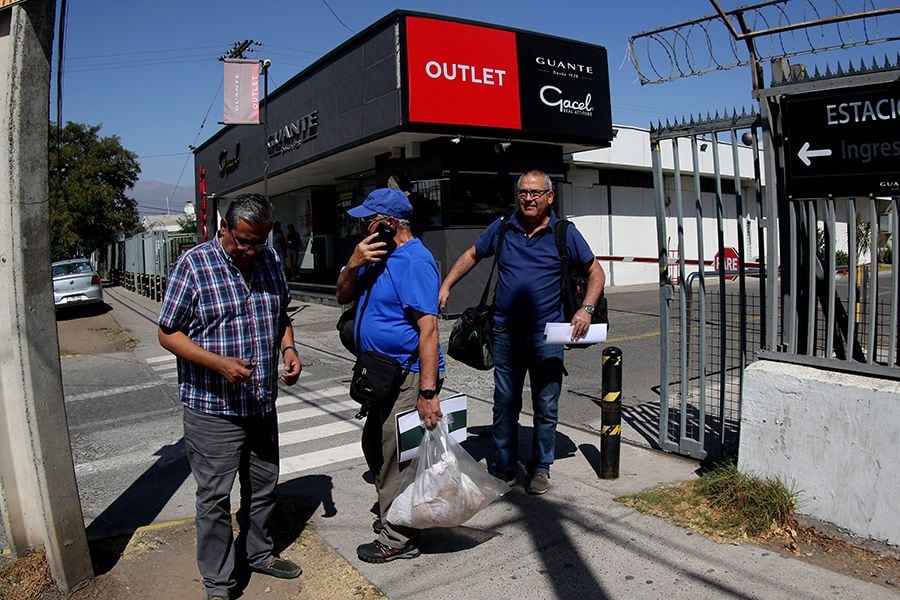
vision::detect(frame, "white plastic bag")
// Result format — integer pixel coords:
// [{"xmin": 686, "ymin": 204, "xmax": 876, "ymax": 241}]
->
[{"xmin": 385, "ymin": 415, "xmax": 507, "ymax": 528}]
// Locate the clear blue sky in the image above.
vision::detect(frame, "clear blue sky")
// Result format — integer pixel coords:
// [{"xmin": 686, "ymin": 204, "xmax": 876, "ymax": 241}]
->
[{"xmin": 50, "ymin": 0, "xmax": 899, "ymax": 197}]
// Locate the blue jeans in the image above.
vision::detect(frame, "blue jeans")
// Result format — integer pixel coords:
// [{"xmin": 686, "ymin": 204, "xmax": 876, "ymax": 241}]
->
[{"xmin": 491, "ymin": 328, "xmax": 564, "ymax": 476}]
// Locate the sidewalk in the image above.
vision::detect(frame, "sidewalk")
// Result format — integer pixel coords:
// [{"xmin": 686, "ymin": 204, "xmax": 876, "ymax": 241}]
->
[{"xmin": 48, "ymin": 287, "xmax": 896, "ymax": 599}]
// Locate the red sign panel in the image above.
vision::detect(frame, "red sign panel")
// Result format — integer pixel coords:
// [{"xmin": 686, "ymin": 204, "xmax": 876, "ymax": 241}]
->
[
  {"xmin": 406, "ymin": 16, "xmax": 521, "ymax": 129},
  {"xmin": 714, "ymin": 247, "xmax": 741, "ymax": 281}
]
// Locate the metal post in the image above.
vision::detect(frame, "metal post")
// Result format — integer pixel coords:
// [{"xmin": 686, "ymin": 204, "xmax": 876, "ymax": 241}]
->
[{"xmin": 600, "ymin": 346, "xmax": 622, "ymax": 479}]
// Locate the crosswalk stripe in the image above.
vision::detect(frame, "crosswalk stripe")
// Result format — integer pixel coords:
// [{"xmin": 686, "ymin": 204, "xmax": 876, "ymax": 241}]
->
[
  {"xmin": 279, "ymin": 420, "xmax": 362, "ymax": 446},
  {"xmin": 278, "ymin": 385, "xmax": 347, "ymax": 407},
  {"xmin": 278, "ymin": 400, "xmax": 359, "ymax": 424},
  {"xmin": 280, "ymin": 442, "xmax": 363, "ymax": 475},
  {"xmin": 66, "ymin": 381, "xmax": 164, "ymax": 402},
  {"xmin": 146, "ymin": 355, "xmax": 175, "ymax": 364}
]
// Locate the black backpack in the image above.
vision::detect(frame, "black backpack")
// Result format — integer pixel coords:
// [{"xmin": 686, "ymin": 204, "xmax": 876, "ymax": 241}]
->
[{"xmin": 554, "ymin": 220, "xmax": 608, "ymax": 327}]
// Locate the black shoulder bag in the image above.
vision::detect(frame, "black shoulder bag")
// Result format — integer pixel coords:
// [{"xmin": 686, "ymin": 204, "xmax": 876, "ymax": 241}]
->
[
  {"xmin": 348, "ymin": 266, "xmax": 416, "ymax": 418},
  {"xmin": 447, "ymin": 218, "xmax": 510, "ymax": 370}
]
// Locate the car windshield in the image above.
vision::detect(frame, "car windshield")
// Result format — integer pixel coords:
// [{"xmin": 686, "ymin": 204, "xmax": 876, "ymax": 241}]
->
[{"xmin": 52, "ymin": 262, "xmax": 93, "ymax": 277}]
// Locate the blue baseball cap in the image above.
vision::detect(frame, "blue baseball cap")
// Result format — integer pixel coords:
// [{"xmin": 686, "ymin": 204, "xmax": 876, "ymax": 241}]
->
[{"xmin": 347, "ymin": 188, "xmax": 412, "ymax": 219}]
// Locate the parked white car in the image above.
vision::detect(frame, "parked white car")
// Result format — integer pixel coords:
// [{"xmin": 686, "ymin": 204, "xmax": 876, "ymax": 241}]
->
[{"xmin": 52, "ymin": 259, "xmax": 104, "ymax": 309}]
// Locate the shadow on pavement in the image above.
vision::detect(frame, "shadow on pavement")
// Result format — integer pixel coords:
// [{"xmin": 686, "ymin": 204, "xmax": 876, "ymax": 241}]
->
[
  {"xmin": 55, "ymin": 302, "xmax": 112, "ymax": 321},
  {"xmin": 86, "ymin": 438, "xmax": 192, "ymax": 575}
]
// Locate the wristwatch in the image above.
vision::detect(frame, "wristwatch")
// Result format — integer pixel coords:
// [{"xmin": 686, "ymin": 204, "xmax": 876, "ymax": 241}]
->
[
  {"xmin": 581, "ymin": 304, "xmax": 595, "ymax": 315},
  {"xmin": 419, "ymin": 388, "xmax": 438, "ymax": 399}
]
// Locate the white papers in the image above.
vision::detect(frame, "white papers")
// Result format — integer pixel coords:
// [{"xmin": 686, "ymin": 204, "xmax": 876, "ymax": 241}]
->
[
  {"xmin": 396, "ymin": 394, "xmax": 467, "ymax": 463},
  {"xmin": 543, "ymin": 322, "xmax": 608, "ymax": 345}
]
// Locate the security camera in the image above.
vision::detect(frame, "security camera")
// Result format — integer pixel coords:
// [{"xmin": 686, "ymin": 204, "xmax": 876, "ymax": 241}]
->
[
  {"xmin": 262, "ymin": 59, "xmax": 272, "ymax": 69},
  {"xmin": 741, "ymin": 132, "xmax": 754, "ymax": 146},
  {"xmin": 494, "ymin": 142, "xmax": 512, "ymax": 153}
]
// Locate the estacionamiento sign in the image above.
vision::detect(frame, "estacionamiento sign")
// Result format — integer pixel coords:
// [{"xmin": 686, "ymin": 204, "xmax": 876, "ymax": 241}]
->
[{"xmin": 782, "ymin": 81, "xmax": 900, "ymax": 199}]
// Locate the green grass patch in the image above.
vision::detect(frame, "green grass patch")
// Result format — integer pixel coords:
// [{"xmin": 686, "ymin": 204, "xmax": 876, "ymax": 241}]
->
[{"xmin": 616, "ymin": 463, "xmax": 797, "ymax": 543}]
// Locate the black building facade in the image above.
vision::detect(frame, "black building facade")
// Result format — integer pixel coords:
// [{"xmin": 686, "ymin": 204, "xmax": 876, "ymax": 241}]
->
[{"xmin": 194, "ymin": 10, "xmax": 613, "ymax": 312}]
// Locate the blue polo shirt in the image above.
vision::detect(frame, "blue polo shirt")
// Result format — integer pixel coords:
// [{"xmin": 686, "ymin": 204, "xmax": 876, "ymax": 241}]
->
[
  {"xmin": 475, "ymin": 212, "xmax": 595, "ymax": 332},
  {"xmin": 355, "ymin": 238, "xmax": 446, "ymax": 372}
]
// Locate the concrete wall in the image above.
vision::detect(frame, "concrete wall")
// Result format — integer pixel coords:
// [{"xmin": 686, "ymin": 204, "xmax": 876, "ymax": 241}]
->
[{"xmin": 739, "ymin": 360, "xmax": 900, "ymax": 546}]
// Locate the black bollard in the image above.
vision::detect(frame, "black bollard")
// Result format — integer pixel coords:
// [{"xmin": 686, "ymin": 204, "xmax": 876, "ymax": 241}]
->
[{"xmin": 600, "ymin": 346, "xmax": 622, "ymax": 479}]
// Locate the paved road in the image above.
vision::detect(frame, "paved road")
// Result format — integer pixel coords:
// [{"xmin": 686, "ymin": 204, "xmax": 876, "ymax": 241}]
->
[
  {"xmin": 52, "ymin": 283, "xmax": 670, "ymax": 540},
  {"xmin": 5, "ymin": 284, "xmax": 895, "ymax": 599}
]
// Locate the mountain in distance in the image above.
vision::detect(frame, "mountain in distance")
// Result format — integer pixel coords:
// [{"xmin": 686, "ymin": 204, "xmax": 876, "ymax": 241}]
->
[{"xmin": 131, "ymin": 179, "xmax": 195, "ymax": 218}]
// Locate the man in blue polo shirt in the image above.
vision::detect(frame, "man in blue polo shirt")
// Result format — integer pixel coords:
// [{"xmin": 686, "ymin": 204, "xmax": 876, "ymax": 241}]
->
[
  {"xmin": 336, "ymin": 187, "xmax": 444, "ymax": 563},
  {"xmin": 439, "ymin": 170, "xmax": 605, "ymax": 495}
]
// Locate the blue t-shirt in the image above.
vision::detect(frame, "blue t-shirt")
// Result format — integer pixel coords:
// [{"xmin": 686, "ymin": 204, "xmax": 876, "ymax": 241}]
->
[
  {"xmin": 355, "ymin": 239, "xmax": 445, "ymax": 372},
  {"xmin": 475, "ymin": 212, "xmax": 595, "ymax": 331}
]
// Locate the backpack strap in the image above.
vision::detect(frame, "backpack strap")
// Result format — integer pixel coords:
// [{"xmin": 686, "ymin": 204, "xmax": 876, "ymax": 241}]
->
[{"xmin": 553, "ymin": 219, "xmax": 571, "ymax": 264}]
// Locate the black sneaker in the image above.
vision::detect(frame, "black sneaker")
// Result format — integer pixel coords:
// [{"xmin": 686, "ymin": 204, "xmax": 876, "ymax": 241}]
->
[{"xmin": 357, "ymin": 540, "xmax": 420, "ymax": 563}]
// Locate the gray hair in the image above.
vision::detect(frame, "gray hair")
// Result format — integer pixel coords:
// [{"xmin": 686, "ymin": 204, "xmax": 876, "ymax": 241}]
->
[
  {"xmin": 516, "ymin": 170, "xmax": 553, "ymax": 191},
  {"xmin": 224, "ymin": 194, "xmax": 275, "ymax": 229}
]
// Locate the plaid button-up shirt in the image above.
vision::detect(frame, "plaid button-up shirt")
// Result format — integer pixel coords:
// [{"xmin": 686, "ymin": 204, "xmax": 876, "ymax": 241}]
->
[{"xmin": 158, "ymin": 236, "xmax": 290, "ymax": 416}]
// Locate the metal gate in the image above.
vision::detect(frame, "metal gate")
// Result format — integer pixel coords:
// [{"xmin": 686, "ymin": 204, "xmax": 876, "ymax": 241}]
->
[
  {"xmin": 651, "ymin": 112, "xmax": 766, "ymax": 459},
  {"xmin": 631, "ymin": 1, "xmax": 900, "ymax": 460}
]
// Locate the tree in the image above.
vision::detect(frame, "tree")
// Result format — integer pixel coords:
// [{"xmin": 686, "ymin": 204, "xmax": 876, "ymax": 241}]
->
[
  {"xmin": 49, "ymin": 122, "xmax": 140, "ymax": 260},
  {"xmin": 177, "ymin": 213, "xmax": 197, "ymax": 234}
]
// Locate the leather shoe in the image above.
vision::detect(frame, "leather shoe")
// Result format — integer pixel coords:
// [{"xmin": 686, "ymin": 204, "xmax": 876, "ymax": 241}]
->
[{"xmin": 251, "ymin": 557, "xmax": 302, "ymax": 579}]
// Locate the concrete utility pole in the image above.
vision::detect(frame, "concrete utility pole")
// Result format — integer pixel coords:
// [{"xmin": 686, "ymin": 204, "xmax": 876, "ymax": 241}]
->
[{"xmin": 0, "ymin": 0, "xmax": 93, "ymax": 592}]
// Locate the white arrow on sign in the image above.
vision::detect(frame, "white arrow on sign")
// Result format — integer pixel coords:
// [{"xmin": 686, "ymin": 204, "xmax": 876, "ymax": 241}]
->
[{"xmin": 798, "ymin": 141, "xmax": 832, "ymax": 166}]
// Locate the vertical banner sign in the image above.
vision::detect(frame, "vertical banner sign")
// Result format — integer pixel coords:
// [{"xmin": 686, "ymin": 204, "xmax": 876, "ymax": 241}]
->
[{"xmin": 223, "ymin": 59, "xmax": 260, "ymax": 125}]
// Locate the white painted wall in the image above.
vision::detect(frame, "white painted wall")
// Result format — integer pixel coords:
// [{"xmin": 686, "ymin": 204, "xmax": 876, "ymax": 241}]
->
[
  {"xmin": 564, "ymin": 125, "xmax": 767, "ymax": 287},
  {"xmin": 739, "ymin": 360, "xmax": 900, "ymax": 546}
]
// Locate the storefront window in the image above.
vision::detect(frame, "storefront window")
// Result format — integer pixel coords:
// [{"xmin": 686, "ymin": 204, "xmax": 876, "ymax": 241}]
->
[
  {"xmin": 448, "ymin": 174, "xmax": 516, "ymax": 227},
  {"xmin": 409, "ymin": 178, "xmax": 447, "ymax": 231}
]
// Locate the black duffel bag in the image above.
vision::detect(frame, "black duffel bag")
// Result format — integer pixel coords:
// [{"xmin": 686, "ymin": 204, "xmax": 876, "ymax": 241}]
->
[
  {"xmin": 448, "ymin": 303, "xmax": 495, "ymax": 370},
  {"xmin": 447, "ymin": 218, "xmax": 509, "ymax": 371}
]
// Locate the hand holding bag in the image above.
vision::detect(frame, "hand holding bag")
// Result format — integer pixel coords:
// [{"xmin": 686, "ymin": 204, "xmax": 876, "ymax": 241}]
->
[{"xmin": 447, "ymin": 218, "xmax": 509, "ymax": 370}]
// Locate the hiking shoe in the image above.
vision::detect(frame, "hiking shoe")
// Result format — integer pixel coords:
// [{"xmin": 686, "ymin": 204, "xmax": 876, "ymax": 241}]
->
[
  {"xmin": 527, "ymin": 472, "xmax": 551, "ymax": 495},
  {"xmin": 251, "ymin": 557, "xmax": 302, "ymax": 579},
  {"xmin": 357, "ymin": 540, "xmax": 420, "ymax": 563},
  {"xmin": 372, "ymin": 518, "xmax": 384, "ymax": 534}
]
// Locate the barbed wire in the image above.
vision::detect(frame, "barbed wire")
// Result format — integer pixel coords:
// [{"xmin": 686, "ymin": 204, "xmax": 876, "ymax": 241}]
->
[{"xmin": 628, "ymin": 0, "xmax": 900, "ymax": 85}]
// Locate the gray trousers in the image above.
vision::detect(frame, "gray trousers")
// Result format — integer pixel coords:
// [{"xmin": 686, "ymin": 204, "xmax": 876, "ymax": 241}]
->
[
  {"xmin": 183, "ymin": 407, "xmax": 280, "ymax": 598},
  {"xmin": 361, "ymin": 370, "xmax": 420, "ymax": 548}
]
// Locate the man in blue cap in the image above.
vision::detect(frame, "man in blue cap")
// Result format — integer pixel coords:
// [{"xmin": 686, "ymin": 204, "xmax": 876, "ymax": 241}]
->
[{"xmin": 336, "ymin": 188, "xmax": 445, "ymax": 563}]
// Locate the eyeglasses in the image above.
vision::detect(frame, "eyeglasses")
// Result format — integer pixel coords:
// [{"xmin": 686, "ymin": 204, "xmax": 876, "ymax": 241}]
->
[
  {"xmin": 228, "ymin": 228, "xmax": 268, "ymax": 250},
  {"xmin": 517, "ymin": 188, "xmax": 551, "ymax": 199}
]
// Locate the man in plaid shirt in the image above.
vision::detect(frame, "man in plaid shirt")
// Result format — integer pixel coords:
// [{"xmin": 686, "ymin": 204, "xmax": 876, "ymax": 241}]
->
[{"xmin": 158, "ymin": 194, "xmax": 302, "ymax": 600}]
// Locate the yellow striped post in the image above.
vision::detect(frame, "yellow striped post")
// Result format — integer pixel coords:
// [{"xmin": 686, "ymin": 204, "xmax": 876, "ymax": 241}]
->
[{"xmin": 600, "ymin": 346, "xmax": 622, "ymax": 479}]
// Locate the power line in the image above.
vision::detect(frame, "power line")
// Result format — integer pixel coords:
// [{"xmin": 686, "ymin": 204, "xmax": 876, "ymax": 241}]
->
[{"xmin": 321, "ymin": 0, "xmax": 354, "ymax": 34}]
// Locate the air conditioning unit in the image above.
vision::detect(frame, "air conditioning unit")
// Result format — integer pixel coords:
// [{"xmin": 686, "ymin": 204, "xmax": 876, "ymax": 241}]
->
[
  {"xmin": 406, "ymin": 141, "xmax": 421, "ymax": 159},
  {"xmin": 390, "ymin": 146, "xmax": 403, "ymax": 159}
]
